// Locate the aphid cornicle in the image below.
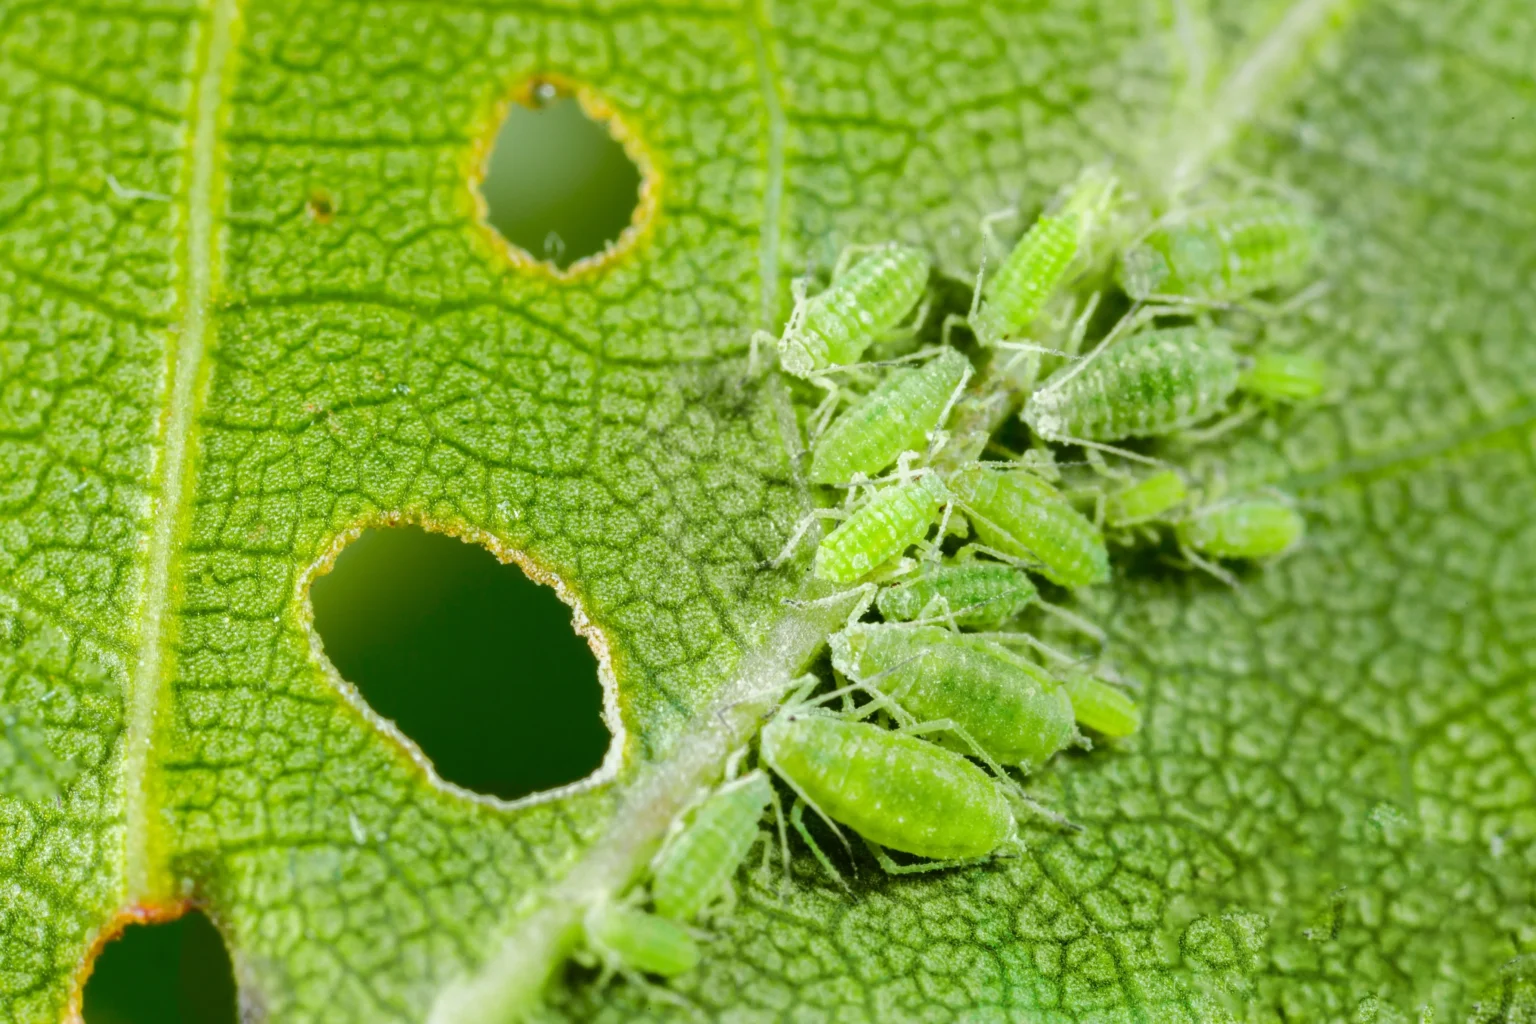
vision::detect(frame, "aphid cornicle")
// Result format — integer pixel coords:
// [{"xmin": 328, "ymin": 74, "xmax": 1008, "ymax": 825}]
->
[
  {"xmin": 831, "ymin": 623, "xmax": 1077, "ymax": 770},
  {"xmin": 651, "ymin": 771, "xmax": 773, "ymax": 922},
  {"xmin": 1024, "ymin": 326, "xmax": 1242, "ymax": 444},
  {"xmin": 969, "ymin": 167, "xmax": 1117, "ymax": 347},
  {"xmin": 947, "ymin": 466, "xmax": 1110, "ymax": 588},
  {"xmin": 776, "ymin": 244, "xmax": 932, "ymax": 378},
  {"xmin": 1176, "ymin": 498, "xmax": 1304, "ymax": 561},
  {"xmin": 808, "ymin": 349, "xmax": 971, "ymax": 485},
  {"xmin": 874, "ymin": 559, "xmax": 1039, "ymax": 628},
  {"xmin": 582, "ymin": 903, "xmax": 700, "ymax": 979},
  {"xmin": 759, "ymin": 712, "xmax": 1015, "ymax": 861},
  {"xmin": 1104, "ymin": 469, "xmax": 1189, "ymax": 528},
  {"xmin": 1062, "ymin": 675, "xmax": 1140, "ymax": 738},
  {"xmin": 813, "ymin": 473, "xmax": 949, "ymax": 583},
  {"xmin": 1119, "ymin": 198, "xmax": 1318, "ymax": 303}
]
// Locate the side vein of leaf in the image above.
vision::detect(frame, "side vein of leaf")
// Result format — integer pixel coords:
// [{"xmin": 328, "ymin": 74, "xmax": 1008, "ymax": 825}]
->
[{"xmin": 123, "ymin": 0, "xmax": 240, "ymax": 904}]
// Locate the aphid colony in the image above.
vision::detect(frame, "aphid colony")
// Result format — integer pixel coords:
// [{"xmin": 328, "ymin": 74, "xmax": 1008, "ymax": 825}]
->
[{"xmin": 571, "ymin": 170, "xmax": 1326, "ymax": 990}]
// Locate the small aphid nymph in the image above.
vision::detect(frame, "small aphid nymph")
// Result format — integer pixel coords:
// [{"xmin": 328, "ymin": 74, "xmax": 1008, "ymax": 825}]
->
[
  {"xmin": 813, "ymin": 473, "xmax": 950, "ymax": 583},
  {"xmin": 773, "ymin": 244, "xmax": 932, "ymax": 378},
  {"xmin": 651, "ymin": 770, "xmax": 774, "ymax": 922},
  {"xmin": 1062, "ymin": 675, "xmax": 1140, "ymax": 738},
  {"xmin": 809, "ymin": 349, "xmax": 971, "ymax": 485},
  {"xmin": 1239, "ymin": 351, "xmax": 1328, "ymax": 403},
  {"xmin": 582, "ymin": 903, "xmax": 701, "ymax": 980},
  {"xmin": 1119, "ymin": 198, "xmax": 1318, "ymax": 303},
  {"xmin": 1175, "ymin": 497, "xmax": 1304, "ymax": 563},
  {"xmin": 1104, "ymin": 469, "xmax": 1189, "ymax": 528},
  {"xmin": 947, "ymin": 466, "xmax": 1110, "ymax": 588}
]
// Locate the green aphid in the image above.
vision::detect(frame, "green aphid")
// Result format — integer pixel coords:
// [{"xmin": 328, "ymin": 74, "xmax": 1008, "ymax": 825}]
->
[
  {"xmin": 775, "ymin": 244, "xmax": 932, "ymax": 378},
  {"xmin": 1119, "ymin": 198, "xmax": 1318, "ymax": 303},
  {"xmin": 759, "ymin": 711, "xmax": 1015, "ymax": 864},
  {"xmin": 948, "ymin": 466, "xmax": 1110, "ymax": 588},
  {"xmin": 814, "ymin": 473, "xmax": 949, "ymax": 583},
  {"xmin": 809, "ymin": 349, "xmax": 971, "ymax": 485},
  {"xmin": 1104, "ymin": 469, "xmax": 1189, "ymax": 528},
  {"xmin": 831, "ymin": 623, "xmax": 1076, "ymax": 770},
  {"xmin": 874, "ymin": 559, "xmax": 1039, "ymax": 628},
  {"xmin": 970, "ymin": 167, "xmax": 1117, "ymax": 347},
  {"xmin": 1063, "ymin": 675, "xmax": 1141, "ymax": 738},
  {"xmin": 651, "ymin": 771, "xmax": 773, "ymax": 922},
  {"xmin": 1239, "ymin": 351, "xmax": 1328, "ymax": 403},
  {"xmin": 582, "ymin": 903, "xmax": 701, "ymax": 979},
  {"xmin": 1176, "ymin": 497, "xmax": 1304, "ymax": 562},
  {"xmin": 1024, "ymin": 326, "xmax": 1242, "ymax": 444}
]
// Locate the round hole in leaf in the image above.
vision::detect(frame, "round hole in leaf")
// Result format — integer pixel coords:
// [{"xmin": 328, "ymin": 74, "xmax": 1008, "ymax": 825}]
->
[
  {"xmin": 309, "ymin": 527, "xmax": 611, "ymax": 802},
  {"xmin": 479, "ymin": 84, "xmax": 643, "ymax": 270},
  {"xmin": 81, "ymin": 911, "xmax": 237, "ymax": 1024}
]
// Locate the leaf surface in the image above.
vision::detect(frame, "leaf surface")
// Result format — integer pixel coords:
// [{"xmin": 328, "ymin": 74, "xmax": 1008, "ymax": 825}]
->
[{"xmin": 1, "ymin": 0, "xmax": 1533, "ymax": 1022}]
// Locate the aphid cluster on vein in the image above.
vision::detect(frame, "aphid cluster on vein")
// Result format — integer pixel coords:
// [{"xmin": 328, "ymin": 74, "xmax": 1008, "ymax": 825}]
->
[{"xmin": 575, "ymin": 168, "xmax": 1330, "ymax": 992}]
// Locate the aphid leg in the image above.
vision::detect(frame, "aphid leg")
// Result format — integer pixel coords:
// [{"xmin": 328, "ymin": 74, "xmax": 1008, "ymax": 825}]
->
[
  {"xmin": 829, "ymin": 242, "xmax": 890, "ymax": 279},
  {"xmin": 1008, "ymin": 791, "xmax": 1084, "ymax": 833},
  {"xmin": 1034, "ymin": 599, "xmax": 1108, "ymax": 644},
  {"xmin": 967, "ymin": 630, "xmax": 1093, "ymax": 671},
  {"xmin": 863, "ymin": 837, "xmax": 995, "ymax": 876},
  {"xmin": 923, "ymin": 362, "xmax": 975, "ymax": 462},
  {"xmin": 977, "ymin": 206, "xmax": 1021, "ymax": 260},
  {"xmin": 892, "ymin": 715, "xmax": 1018, "ymax": 793},
  {"xmin": 763, "ymin": 508, "xmax": 844, "ymax": 569},
  {"xmin": 790, "ymin": 800, "xmax": 850, "ymax": 889},
  {"xmin": 748, "ymin": 329, "xmax": 778, "ymax": 376},
  {"xmin": 1060, "ymin": 435, "xmax": 1166, "ymax": 470},
  {"xmin": 1173, "ymin": 542, "xmax": 1241, "ymax": 589},
  {"xmin": 940, "ymin": 312, "xmax": 973, "ymax": 349},
  {"xmin": 764, "ymin": 786, "xmax": 794, "ymax": 893}
]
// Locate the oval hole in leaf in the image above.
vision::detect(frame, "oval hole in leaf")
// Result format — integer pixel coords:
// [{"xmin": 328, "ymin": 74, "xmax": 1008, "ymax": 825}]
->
[
  {"xmin": 310, "ymin": 527, "xmax": 611, "ymax": 802},
  {"xmin": 479, "ymin": 84, "xmax": 644, "ymax": 270},
  {"xmin": 80, "ymin": 911, "xmax": 236, "ymax": 1024}
]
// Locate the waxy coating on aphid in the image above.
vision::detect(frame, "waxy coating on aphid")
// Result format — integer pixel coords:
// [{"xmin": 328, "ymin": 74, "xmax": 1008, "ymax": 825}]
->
[
  {"xmin": 1239, "ymin": 351, "xmax": 1328, "ymax": 403},
  {"xmin": 831, "ymin": 623, "xmax": 1076, "ymax": 769},
  {"xmin": 1176, "ymin": 498, "xmax": 1304, "ymax": 560},
  {"xmin": 1118, "ymin": 198, "xmax": 1318, "ymax": 302},
  {"xmin": 651, "ymin": 771, "xmax": 773, "ymax": 922},
  {"xmin": 948, "ymin": 466, "xmax": 1110, "ymax": 588},
  {"xmin": 1105, "ymin": 470, "xmax": 1189, "ymax": 527},
  {"xmin": 583, "ymin": 904, "xmax": 701, "ymax": 978},
  {"xmin": 971, "ymin": 167, "xmax": 1117, "ymax": 346},
  {"xmin": 875, "ymin": 560, "xmax": 1039, "ymax": 628},
  {"xmin": 778, "ymin": 245, "xmax": 932, "ymax": 378},
  {"xmin": 809, "ymin": 349, "xmax": 971, "ymax": 485},
  {"xmin": 1063, "ymin": 675, "xmax": 1140, "ymax": 738},
  {"xmin": 759, "ymin": 713, "xmax": 1015, "ymax": 861},
  {"xmin": 813, "ymin": 473, "xmax": 949, "ymax": 583},
  {"xmin": 1025, "ymin": 326, "xmax": 1242, "ymax": 443}
]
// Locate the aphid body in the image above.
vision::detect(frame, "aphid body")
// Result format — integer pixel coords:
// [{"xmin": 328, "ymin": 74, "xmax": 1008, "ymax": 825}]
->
[
  {"xmin": 759, "ymin": 712, "xmax": 1014, "ymax": 861},
  {"xmin": 651, "ymin": 771, "xmax": 773, "ymax": 922},
  {"xmin": 874, "ymin": 559, "xmax": 1038, "ymax": 629},
  {"xmin": 1176, "ymin": 498, "xmax": 1304, "ymax": 561},
  {"xmin": 809, "ymin": 349, "xmax": 970, "ymax": 485},
  {"xmin": 778, "ymin": 245, "xmax": 931, "ymax": 378},
  {"xmin": 1063, "ymin": 675, "xmax": 1140, "ymax": 738},
  {"xmin": 971, "ymin": 168, "xmax": 1117, "ymax": 346},
  {"xmin": 948, "ymin": 466, "xmax": 1109, "ymax": 588},
  {"xmin": 814, "ymin": 473, "xmax": 949, "ymax": 583},
  {"xmin": 1239, "ymin": 351, "xmax": 1328, "ymax": 403},
  {"xmin": 1104, "ymin": 469, "xmax": 1189, "ymax": 528},
  {"xmin": 1119, "ymin": 199, "xmax": 1318, "ymax": 302},
  {"xmin": 582, "ymin": 903, "xmax": 701, "ymax": 979},
  {"xmin": 1024, "ymin": 326, "xmax": 1241, "ymax": 443},
  {"xmin": 831, "ymin": 623, "xmax": 1076, "ymax": 769}
]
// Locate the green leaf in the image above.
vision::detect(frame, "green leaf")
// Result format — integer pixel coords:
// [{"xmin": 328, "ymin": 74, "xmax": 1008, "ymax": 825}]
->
[{"xmin": 2, "ymin": 0, "xmax": 1533, "ymax": 1022}]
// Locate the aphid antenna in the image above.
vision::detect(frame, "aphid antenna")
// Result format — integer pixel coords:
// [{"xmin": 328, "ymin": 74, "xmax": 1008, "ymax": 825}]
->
[
  {"xmin": 763, "ymin": 508, "xmax": 847, "ymax": 569},
  {"xmin": 1061, "ymin": 436, "xmax": 1168, "ymax": 470},
  {"xmin": 1029, "ymin": 297, "xmax": 1151, "ymax": 398},
  {"xmin": 829, "ymin": 240, "xmax": 899, "ymax": 280},
  {"xmin": 922, "ymin": 360, "xmax": 976, "ymax": 461},
  {"xmin": 967, "ymin": 629, "xmax": 1095, "ymax": 671}
]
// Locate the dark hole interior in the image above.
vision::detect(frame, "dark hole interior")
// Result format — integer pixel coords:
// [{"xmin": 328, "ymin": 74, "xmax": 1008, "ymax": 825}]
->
[
  {"xmin": 82, "ymin": 911, "xmax": 237, "ymax": 1024},
  {"xmin": 479, "ymin": 88, "xmax": 642, "ymax": 269},
  {"xmin": 309, "ymin": 527, "xmax": 610, "ymax": 801}
]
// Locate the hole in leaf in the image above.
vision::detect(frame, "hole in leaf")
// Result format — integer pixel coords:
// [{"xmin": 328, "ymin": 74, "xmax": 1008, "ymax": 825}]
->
[
  {"xmin": 310, "ymin": 527, "xmax": 611, "ymax": 802},
  {"xmin": 81, "ymin": 911, "xmax": 237, "ymax": 1024},
  {"xmin": 479, "ymin": 84, "xmax": 643, "ymax": 270}
]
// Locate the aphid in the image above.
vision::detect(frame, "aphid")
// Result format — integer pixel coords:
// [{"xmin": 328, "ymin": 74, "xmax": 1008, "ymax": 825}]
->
[
  {"xmin": 967, "ymin": 166, "xmax": 1118, "ymax": 347},
  {"xmin": 770, "ymin": 244, "xmax": 932, "ymax": 379},
  {"xmin": 581, "ymin": 903, "xmax": 701, "ymax": 980},
  {"xmin": 808, "ymin": 349, "xmax": 971, "ymax": 485},
  {"xmin": 1175, "ymin": 497, "xmax": 1304, "ymax": 563},
  {"xmin": 1062, "ymin": 674, "xmax": 1140, "ymax": 738},
  {"xmin": 831, "ymin": 623, "xmax": 1077, "ymax": 770},
  {"xmin": 1238, "ymin": 351, "xmax": 1328, "ymax": 403},
  {"xmin": 813, "ymin": 473, "xmax": 949, "ymax": 583},
  {"xmin": 1103, "ymin": 469, "xmax": 1189, "ymax": 528},
  {"xmin": 651, "ymin": 771, "xmax": 774, "ymax": 922},
  {"xmin": 1119, "ymin": 198, "xmax": 1318, "ymax": 303},
  {"xmin": 947, "ymin": 466, "xmax": 1110, "ymax": 588},
  {"xmin": 874, "ymin": 559, "xmax": 1039, "ymax": 629},
  {"xmin": 1024, "ymin": 326, "xmax": 1242, "ymax": 444},
  {"xmin": 759, "ymin": 711, "xmax": 1015, "ymax": 866}
]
